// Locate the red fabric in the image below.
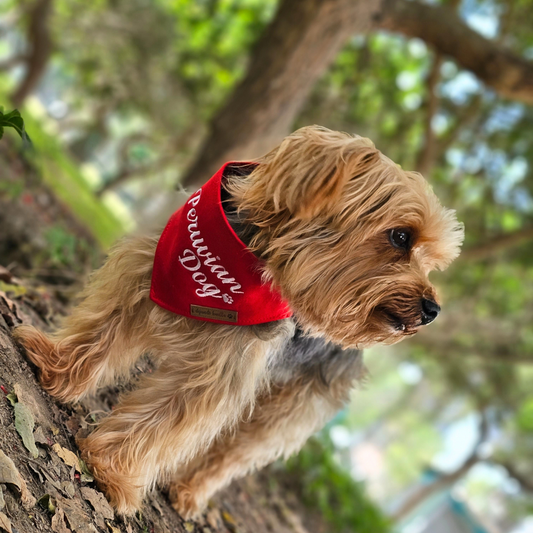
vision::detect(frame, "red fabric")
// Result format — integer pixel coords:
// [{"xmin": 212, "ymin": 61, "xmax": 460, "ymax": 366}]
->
[{"xmin": 150, "ymin": 162, "xmax": 293, "ymax": 325}]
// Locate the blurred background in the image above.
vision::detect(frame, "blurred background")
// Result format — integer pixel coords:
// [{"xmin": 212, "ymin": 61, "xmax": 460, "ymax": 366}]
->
[{"xmin": 1, "ymin": 0, "xmax": 532, "ymax": 532}]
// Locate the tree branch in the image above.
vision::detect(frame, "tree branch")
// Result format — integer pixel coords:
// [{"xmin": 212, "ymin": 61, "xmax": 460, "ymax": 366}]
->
[
  {"xmin": 391, "ymin": 412, "xmax": 488, "ymax": 522},
  {"xmin": 414, "ymin": 330, "xmax": 533, "ymax": 367},
  {"xmin": 436, "ymin": 94, "xmax": 483, "ymax": 157},
  {"xmin": 378, "ymin": 0, "xmax": 533, "ymax": 105},
  {"xmin": 97, "ymin": 156, "xmax": 175, "ymax": 196},
  {"xmin": 0, "ymin": 55, "xmax": 27, "ymax": 71},
  {"xmin": 461, "ymin": 350, "xmax": 533, "ymax": 367},
  {"xmin": 497, "ymin": 461, "xmax": 533, "ymax": 494},
  {"xmin": 415, "ymin": 53, "xmax": 443, "ymax": 176},
  {"xmin": 10, "ymin": 0, "xmax": 54, "ymax": 107},
  {"xmin": 460, "ymin": 226, "xmax": 533, "ymax": 262}
]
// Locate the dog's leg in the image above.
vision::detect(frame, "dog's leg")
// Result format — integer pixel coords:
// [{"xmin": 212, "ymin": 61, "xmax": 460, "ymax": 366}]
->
[
  {"xmin": 14, "ymin": 236, "xmax": 157, "ymax": 403},
  {"xmin": 78, "ymin": 321, "xmax": 291, "ymax": 515},
  {"xmin": 168, "ymin": 369, "xmax": 357, "ymax": 519}
]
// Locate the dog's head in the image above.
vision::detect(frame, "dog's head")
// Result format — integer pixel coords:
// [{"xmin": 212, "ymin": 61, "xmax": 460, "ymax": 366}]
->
[{"xmin": 227, "ymin": 126, "xmax": 464, "ymax": 348}]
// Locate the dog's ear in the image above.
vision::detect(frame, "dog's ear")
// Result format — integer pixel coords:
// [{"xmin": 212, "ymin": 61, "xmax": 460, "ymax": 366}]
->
[{"xmin": 250, "ymin": 126, "xmax": 381, "ymax": 219}]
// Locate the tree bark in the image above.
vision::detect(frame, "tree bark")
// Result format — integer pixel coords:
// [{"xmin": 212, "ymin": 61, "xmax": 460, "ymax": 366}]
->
[
  {"xmin": 0, "ymin": 273, "xmax": 320, "ymax": 533},
  {"xmin": 181, "ymin": 0, "xmax": 378, "ymax": 189}
]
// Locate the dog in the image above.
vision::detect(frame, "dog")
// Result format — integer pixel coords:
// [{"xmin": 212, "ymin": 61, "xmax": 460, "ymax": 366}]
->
[{"xmin": 15, "ymin": 125, "xmax": 464, "ymax": 518}]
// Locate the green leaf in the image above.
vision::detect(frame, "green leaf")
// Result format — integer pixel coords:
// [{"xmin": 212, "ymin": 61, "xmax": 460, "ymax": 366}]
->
[
  {"xmin": 0, "ymin": 108, "xmax": 32, "ymax": 147},
  {"xmin": 6, "ymin": 392, "xmax": 16, "ymax": 407},
  {"xmin": 14, "ymin": 403, "xmax": 39, "ymax": 458},
  {"xmin": 37, "ymin": 494, "xmax": 56, "ymax": 514},
  {"xmin": 78, "ymin": 459, "xmax": 94, "ymax": 482}
]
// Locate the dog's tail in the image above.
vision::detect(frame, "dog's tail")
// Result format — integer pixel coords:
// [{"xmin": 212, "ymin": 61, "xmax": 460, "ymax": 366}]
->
[
  {"xmin": 13, "ymin": 325, "xmax": 87, "ymax": 402},
  {"xmin": 15, "ymin": 235, "xmax": 158, "ymax": 403}
]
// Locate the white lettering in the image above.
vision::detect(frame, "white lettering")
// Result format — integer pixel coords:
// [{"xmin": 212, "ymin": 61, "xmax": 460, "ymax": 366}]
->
[
  {"xmin": 196, "ymin": 285, "xmax": 222, "ymax": 298},
  {"xmin": 188, "ymin": 190, "xmax": 202, "ymax": 207},
  {"xmin": 178, "ymin": 190, "xmax": 245, "ymax": 302},
  {"xmin": 179, "ymin": 249, "xmax": 201, "ymax": 271},
  {"xmin": 203, "ymin": 254, "xmax": 218, "ymax": 267}
]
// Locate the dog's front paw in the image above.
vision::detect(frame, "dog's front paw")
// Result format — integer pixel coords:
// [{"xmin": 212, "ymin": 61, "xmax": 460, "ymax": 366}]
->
[
  {"xmin": 78, "ymin": 436, "xmax": 143, "ymax": 516},
  {"xmin": 168, "ymin": 481, "xmax": 207, "ymax": 520}
]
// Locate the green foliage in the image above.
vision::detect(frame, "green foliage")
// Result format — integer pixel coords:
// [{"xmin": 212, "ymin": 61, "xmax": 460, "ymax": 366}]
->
[
  {"xmin": 31, "ymin": 224, "xmax": 101, "ymax": 275},
  {"xmin": 517, "ymin": 397, "xmax": 533, "ymax": 432},
  {"xmin": 18, "ymin": 108, "xmax": 127, "ymax": 249},
  {"xmin": 0, "ymin": 107, "xmax": 31, "ymax": 146},
  {"xmin": 43, "ymin": 226, "xmax": 79, "ymax": 267},
  {"xmin": 285, "ymin": 437, "xmax": 391, "ymax": 533},
  {"xmin": 0, "ymin": 178, "xmax": 24, "ymax": 199},
  {"xmin": 25, "ymin": 0, "xmax": 279, "ymax": 191}
]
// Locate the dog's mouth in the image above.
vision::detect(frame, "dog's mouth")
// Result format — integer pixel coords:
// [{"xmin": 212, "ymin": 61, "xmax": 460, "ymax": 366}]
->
[{"xmin": 380, "ymin": 309, "xmax": 420, "ymax": 335}]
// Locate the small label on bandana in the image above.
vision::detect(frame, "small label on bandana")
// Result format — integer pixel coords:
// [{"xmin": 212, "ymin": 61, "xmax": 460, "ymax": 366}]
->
[{"xmin": 190, "ymin": 304, "xmax": 238, "ymax": 323}]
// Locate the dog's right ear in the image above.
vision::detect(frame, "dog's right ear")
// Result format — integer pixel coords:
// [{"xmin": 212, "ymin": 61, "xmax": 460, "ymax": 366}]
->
[{"xmin": 246, "ymin": 125, "xmax": 381, "ymax": 219}]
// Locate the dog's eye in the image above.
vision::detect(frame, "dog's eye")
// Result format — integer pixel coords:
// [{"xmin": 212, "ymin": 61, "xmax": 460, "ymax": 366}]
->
[{"xmin": 389, "ymin": 228, "xmax": 411, "ymax": 250}]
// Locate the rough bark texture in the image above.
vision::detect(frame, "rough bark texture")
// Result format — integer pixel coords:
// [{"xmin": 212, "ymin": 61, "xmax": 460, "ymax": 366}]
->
[
  {"xmin": 0, "ymin": 275, "xmax": 321, "ymax": 533},
  {"xmin": 181, "ymin": 0, "xmax": 533, "ymax": 190}
]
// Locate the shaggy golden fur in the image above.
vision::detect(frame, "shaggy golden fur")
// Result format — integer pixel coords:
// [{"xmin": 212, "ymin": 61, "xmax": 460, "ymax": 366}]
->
[{"xmin": 15, "ymin": 125, "xmax": 463, "ymax": 518}]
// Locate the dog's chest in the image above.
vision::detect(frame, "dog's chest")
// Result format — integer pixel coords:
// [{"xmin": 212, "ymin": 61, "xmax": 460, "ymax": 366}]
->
[{"xmin": 268, "ymin": 325, "xmax": 363, "ymax": 386}]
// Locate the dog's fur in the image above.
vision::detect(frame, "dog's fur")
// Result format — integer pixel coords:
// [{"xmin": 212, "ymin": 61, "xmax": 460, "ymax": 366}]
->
[{"xmin": 15, "ymin": 126, "xmax": 463, "ymax": 517}]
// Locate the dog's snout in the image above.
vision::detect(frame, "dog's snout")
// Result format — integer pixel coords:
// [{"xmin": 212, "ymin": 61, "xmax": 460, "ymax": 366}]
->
[{"xmin": 420, "ymin": 298, "xmax": 440, "ymax": 325}]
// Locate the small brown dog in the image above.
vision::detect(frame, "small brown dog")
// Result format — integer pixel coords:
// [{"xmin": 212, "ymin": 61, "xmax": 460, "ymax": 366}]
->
[{"xmin": 15, "ymin": 126, "xmax": 463, "ymax": 517}]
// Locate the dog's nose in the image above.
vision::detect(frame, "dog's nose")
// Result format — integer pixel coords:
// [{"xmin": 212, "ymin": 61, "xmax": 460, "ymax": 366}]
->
[{"xmin": 420, "ymin": 298, "xmax": 440, "ymax": 325}]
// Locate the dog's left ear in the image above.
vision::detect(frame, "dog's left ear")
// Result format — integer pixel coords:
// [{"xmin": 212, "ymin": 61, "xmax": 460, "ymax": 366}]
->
[{"xmin": 249, "ymin": 125, "xmax": 381, "ymax": 219}]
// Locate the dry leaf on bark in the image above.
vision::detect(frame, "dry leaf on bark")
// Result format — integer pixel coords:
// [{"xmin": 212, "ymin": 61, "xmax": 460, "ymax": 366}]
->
[
  {"xmin": 0, "ymin": 449, "xmax": 36, "ymax": 509},
  {"xmin": 0, "ymin": 511, "xmax": 12, "ymax": 533},
  {"xmin": 80, "ymin": 487, "xmax": 114, "ymax": 520}
]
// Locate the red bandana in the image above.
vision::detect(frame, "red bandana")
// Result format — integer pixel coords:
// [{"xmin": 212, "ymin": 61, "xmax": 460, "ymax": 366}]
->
[{"xmin": 150, "ymin": 162, "xmax": 293, "ymax": 325}]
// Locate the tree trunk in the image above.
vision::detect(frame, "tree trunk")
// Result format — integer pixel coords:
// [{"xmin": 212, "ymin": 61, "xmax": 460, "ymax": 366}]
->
[
  {"xmin": 0, "ymin": 272, "xmax": 321, "ymax": 533},
  {"xmin": 181, "ymin": 0, "xmax": 378, "ymax": 189},
  {"xmin": 181, "ymin": 0, "xmax": 533, "ymax": 190}
]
